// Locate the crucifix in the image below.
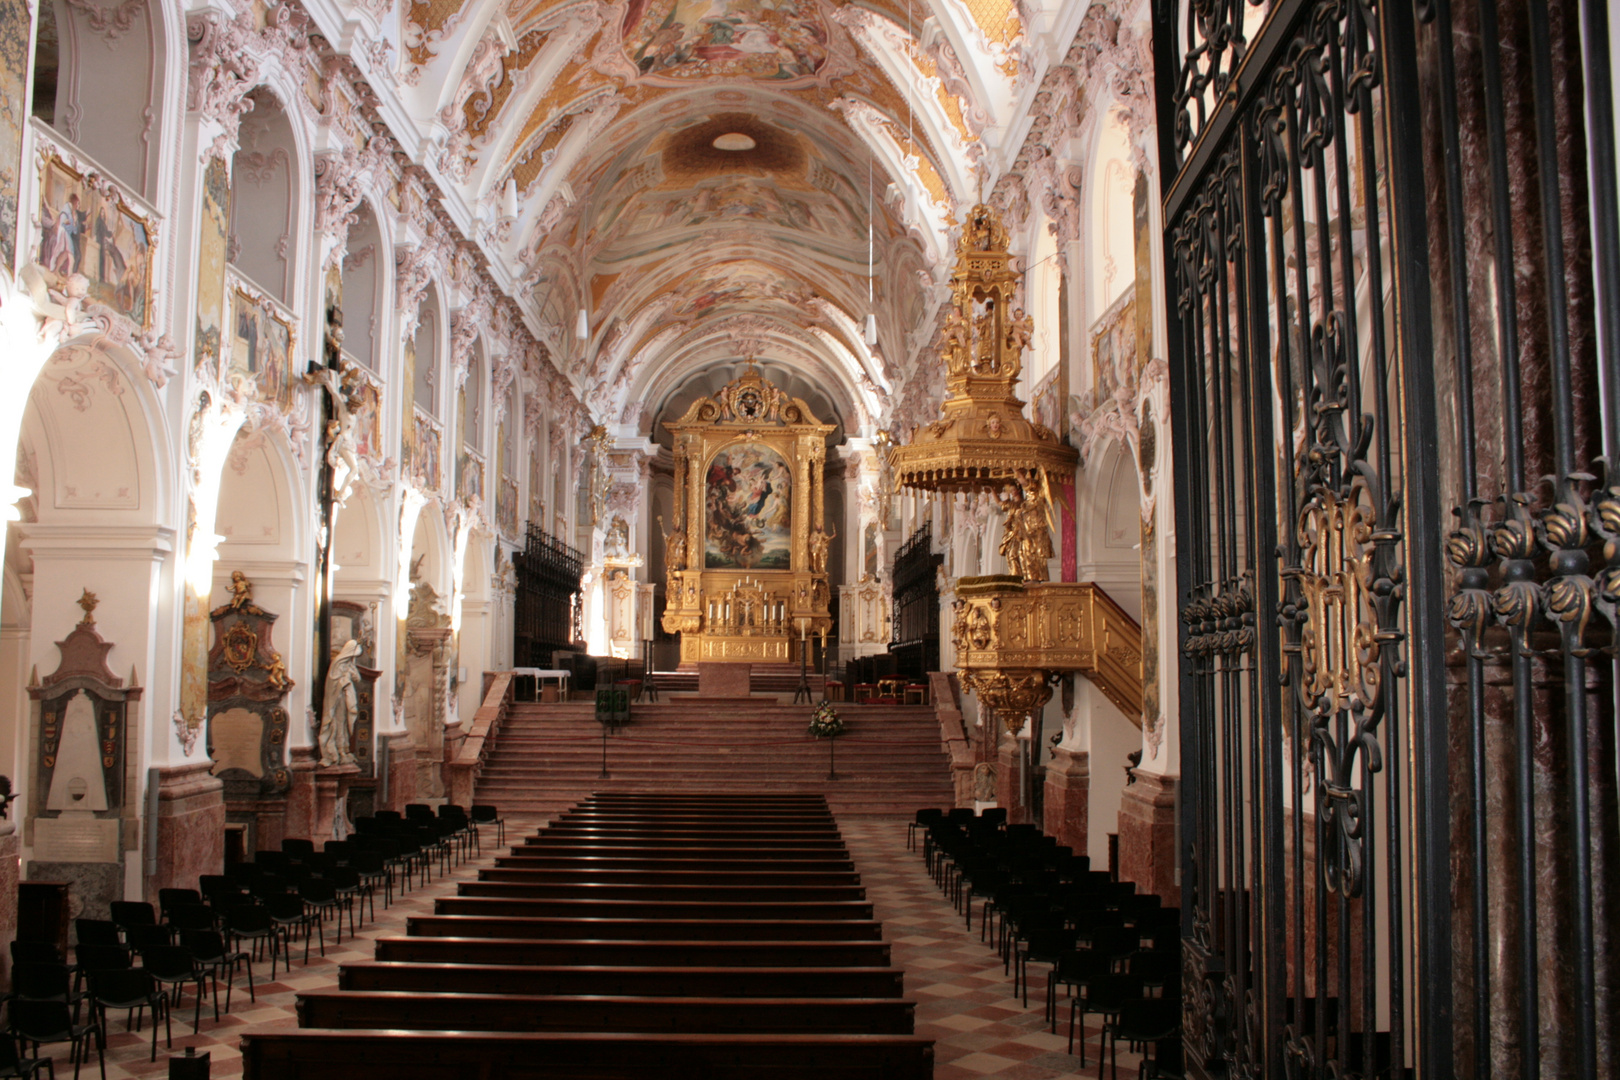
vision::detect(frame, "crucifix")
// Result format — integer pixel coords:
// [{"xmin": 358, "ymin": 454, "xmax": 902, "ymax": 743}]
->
[{"xmin": 303, "ymin": 299, "xmax": 355, "ymax": 741}]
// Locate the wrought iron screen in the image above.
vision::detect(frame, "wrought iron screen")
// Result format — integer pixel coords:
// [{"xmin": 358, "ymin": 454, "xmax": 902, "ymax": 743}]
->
[
  {"xmin": 514, "ymin": 524, "xmax": 584, "ymax": 667},
  {"xmin": 891, "ymin": 521, "xmax": 943, "ymax": 677},
  {"xmin": 1153, "ymin": 0, "xmax": 1620, "ymax": 1075}
]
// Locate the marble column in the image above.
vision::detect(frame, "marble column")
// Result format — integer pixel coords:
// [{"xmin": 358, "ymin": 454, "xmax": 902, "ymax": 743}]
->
[
  {"xmin": 996, "ymin": 732, "xmax": 1030, "ymax": 825},
  {"xmin": 281, "ymin": 746, "xmax": 318, "ymax": 841},
  {"xmin": 1043, "ymin": 745, "xmax": 1089, "ymax": 854},
  {"xmin": 145, "ymin": 762, "xmax": 224, "ymax": 902},
  {"xmin": 381, "ymin": 730, "xmax": 418, "ymax": 813},
  {"xmin": 1117, "ymin": 771, "xmax": 1177, "ymax": 901},
  {"xmin": 0, "ymin": 828, "xmax": 17, "ymax": 990}
]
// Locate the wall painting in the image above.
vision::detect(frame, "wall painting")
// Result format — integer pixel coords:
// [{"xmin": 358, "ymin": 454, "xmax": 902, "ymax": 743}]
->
[
  {"xmin": 704, "ymin": 442, "xmax": 791, "ymax": 569},
  {"xmin": 37, "ymin": 154, "xmax": 152, "ymax": 325},
  {"xmin": 195, "ymin": 157, "xmax": 231, "ymax": 375},
  {"xmin": 0, "ymin": 0, "xmax": 27, "ymax": 271},
  {"xmin": 228, "ymin": 285, "xmax": 294, "ymax": 411}
]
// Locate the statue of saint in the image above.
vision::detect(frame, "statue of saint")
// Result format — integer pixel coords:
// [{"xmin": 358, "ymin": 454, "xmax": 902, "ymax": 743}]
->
[
  {"xmin": 809, "ymin": 526, "xmax": 835, "ymax": 576},
  {"xmin": 657, "ymin": 515, "xmax": 686, "ymax": 591},
  {"xmin": 1015, "ymin": 471, "xmax": 1053, "ymax": 582},
  {"xmin": 997, "ymin": 482, "xmax": 1026, "ymax": 579},
  {"xmin": 319, "ymin": 639, "xmax": 362, "ymax": 767}
]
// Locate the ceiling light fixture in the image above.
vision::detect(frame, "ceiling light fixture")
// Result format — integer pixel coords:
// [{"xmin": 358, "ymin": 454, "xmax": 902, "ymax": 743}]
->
[{"xmin": 712, "ymin": 132, "xmax": 756, "ymax": 151}]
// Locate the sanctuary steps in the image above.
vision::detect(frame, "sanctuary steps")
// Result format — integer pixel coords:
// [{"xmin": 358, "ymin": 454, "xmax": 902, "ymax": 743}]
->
[{"xmin": 473, "ymin": 701, "xmax": 953, "ymax": 817}]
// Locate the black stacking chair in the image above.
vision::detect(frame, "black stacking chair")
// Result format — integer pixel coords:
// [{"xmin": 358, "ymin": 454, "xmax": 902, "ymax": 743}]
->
[
  {"xmin": 1104, "ymin": 996, "xmax": 1182, "ymax": 1080},
  {"xmin": 908, "ymin": 808, "xmax": 945, "ymax": 851},
  {"xmin": 86, "ymin": 966, "xmax": 169, "ymax": 1062},
  {"xmin": 71, "ymin": 945, "xmax": 131, "ymax": 984},
  {"xmin": 224, "ymin": 904, "xmax": 282, "ymax": 980},
  {"xmin": 72, "ymin": 920, "xmax": 122, "ymax": 952},
  {"xmin": 297, "ymin": 877, "xmax": 342, "ymax": 952},
  {"xmin": 264, "ymin": 893, "xmax": 316, "ymax": 966},
  {"xmin": 326, "ymin": 864, "xmax": 366, "ymax": 933},
  {"xmin": 1068, "ymin": 973, "xmax": 1139, "ymax": 1064},
  {"xmin": 9, "ymin": 999, "xmax": 102, "ymax": 1080},
  {"xmin": 470, "ymin": 804, "xmax": 505, "ymax": 847},
  {"xmin": 282, "ymin": 837, "xmax": 316, "ymax": 862},
  {"xmin": 157, "ymin": 889, "xmax": 201, "ymax": 923},
  {"xmin": 180, "ymin": 929, "xmax": 254, "ymax": 1011},
  {"xmin": 108, "ymin": 902, "xmax": 159, "ymax": 939},
  {"xmin": 122, "ymin": 925, "xmax": 173, "ymax": 957},
  {"xmin": 9, "ymin": 942, "xmax": 60, "ymax": 968},
  {"xmin": 350, "ymin": 847, "xmax": 389, "ymax": 913},
  {"xmin": 0, "ymin": 1032, "xmax": 48, "ymax": 1079},
  {"xmin": 138, "ymin": 946, "xmax": 212, "ymax": 1031},
  {"xmin": 10, "ymin": 961, "xmax": 88, "ymax": 1022}
]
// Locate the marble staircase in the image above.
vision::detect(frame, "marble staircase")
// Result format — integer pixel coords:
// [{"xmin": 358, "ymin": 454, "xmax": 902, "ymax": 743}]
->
[{"xmin": 473, "ymin": 701, "xmax": 954, "ymax": 817}]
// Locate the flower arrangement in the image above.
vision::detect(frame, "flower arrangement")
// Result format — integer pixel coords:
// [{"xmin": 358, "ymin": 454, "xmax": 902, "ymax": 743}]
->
[{"xmin": 807, "ymin": 700, "xmax": 845, "ymax": 739}]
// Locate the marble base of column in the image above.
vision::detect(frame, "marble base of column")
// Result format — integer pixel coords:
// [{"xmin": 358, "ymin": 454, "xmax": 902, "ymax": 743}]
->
[
  {"xmin": 313, "ymin": 764, "xmax": 362, "ymax": 842},
  {"xmin": 0, "ymin": 827, "xmax": 17, "ymax": 990},
  {"xmin": 996, "ymin": 734, "xmax": 1030, "ymax": 825},
  {"xmin": 144, "ymin": 762, "xmax": 224, "ymax": 903},
  {"xmin": 282, "ymin": 746, "xmax": 319, "ymax": 841},
  {"xmin": 1117, "ymin": 771, "xmax": 1177, "ymax": 901},
  {"xmin": 382, "ymin": 731, "xmax": 419, "ymax": 813},
  {"xmin": 1043, "ymin": 746, "xmax": 1089, "ymax": 854}
]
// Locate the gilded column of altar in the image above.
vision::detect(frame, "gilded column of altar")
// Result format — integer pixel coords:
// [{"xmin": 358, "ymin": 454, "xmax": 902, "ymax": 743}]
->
[{"xmin": 670, "ymin": 441, "xmax": 688, "ymax": 569}]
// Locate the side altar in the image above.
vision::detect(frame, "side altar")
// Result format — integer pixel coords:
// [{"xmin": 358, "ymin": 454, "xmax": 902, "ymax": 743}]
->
[{"xmin": 660, "ymin": 368, "xmax": 836, "ymax": 664}]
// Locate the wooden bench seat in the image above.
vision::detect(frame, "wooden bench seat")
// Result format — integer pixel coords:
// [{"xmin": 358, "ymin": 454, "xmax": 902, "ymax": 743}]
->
[
  {"xmin": 406, "ymin": 915, "xmax": 885, "ymax": 942},
  {"xmin": 493, "ymin": 853, "xmax": 856, "ymax": 871},
  {"xmin": 456, "ymin": 880, "xmax": 868, "ymax": 902},
  {"xmin": 240, "ymin": 1030, "xmax": 933, "ymax": 1080},
  {"xmin": 338, "ymin": 962, "xmax": 907, "ymax": 998},
  {"xmin": 519, "ymin": 835, "xmax": 850, "ymax": 850},
  {"xmin": 374, "ymin": 936, "xmax": 891, "ymax": 967},
  {"xmin": 478, "ymin": 867, "xmax": 862, "ymax": 887},
  {"xmin": 297, "ymin": 991, "xmax": 916, "ymax": 1034},
  {"xmin": 545, "ymin": 822, "xmax": 840, "ymax": 836},
  {"xmin": 434, "ymin": 897, "xmax": 875, "ymax": 921}
]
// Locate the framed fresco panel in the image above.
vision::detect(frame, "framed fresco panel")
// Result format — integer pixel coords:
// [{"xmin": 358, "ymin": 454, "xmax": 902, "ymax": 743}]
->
[
  {"xmin": 1090, "ymin": 292, "xmax": 1136, "ymax": 403},
  {"xmin": 194, "ymin": 157, "xmax": 231, "ymax": 376},
  {"xmin": 346, "ymin": 363, "xmax": 382, "ymax": 462},
  {"xmin": 499, "ymin": 476, "xmax": 519, "ymax": 538},
  {"xmin": 412, "ymin": 409, "xmax": 442, "ymax": 491},
  {"xmin": 228, "ymin": 284, "xmax": 295, "ymax": 412},
  {"xmin": 36, "ymin": 153, "xmax": 154, "ymax": 326},
  {"xmin": 0, "ymin": 0, "xmax": 27, "ymax": 272},
  {"xmin": 704, "ymin": 442, "xmax": 792, "ymax": 570}
]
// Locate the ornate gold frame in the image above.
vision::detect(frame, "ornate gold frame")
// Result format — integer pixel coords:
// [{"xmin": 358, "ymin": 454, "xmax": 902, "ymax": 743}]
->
[{"xmin": 661, "ymin": 368, "xmax": 835, "ymax": 663}]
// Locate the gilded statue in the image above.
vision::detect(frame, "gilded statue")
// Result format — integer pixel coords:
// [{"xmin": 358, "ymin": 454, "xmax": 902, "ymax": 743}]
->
[
  {"xmin": 227, "ymin": 570, "xmax": 253, "ymax": 610},
  {"xmin": 1002, "ymin": 307, "xmax": 1033, "ymax": 380},
  {"xmin": 658, "ymin": 515, "xmax": 687, "ymax": 577},
  {"xmin": 809, "ymin": 526, "xmax": 835, "ymax": 576},
  {"xmin": 997, "ymin": 471, "xmax": 1054, "ymax": 582}
]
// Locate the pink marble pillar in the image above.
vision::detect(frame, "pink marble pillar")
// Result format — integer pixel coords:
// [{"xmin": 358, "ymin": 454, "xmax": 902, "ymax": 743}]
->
[
  {"xmin": 996, "ymin": 733, "xmax": 1029, "ymax": 825},
  {"xmin": 1117, "ymin": 771, "xmax": 1177, "ymax": 901},
  {"xmin": 282, "ymin": 746, "xmax": 319, "ymax": 842},
  {"xmin": 144, "ymin": 762, "xmax": 224, "ymax": 903},
  {"xmin": 313, "ymin": 764, "xmax": 361, "ymax": 842},
  {"xmin": 1043, "ymin": 746, "xmax": 1089, "ymax": 854},
  {"xmin": 382, "ymin": 731, "xmax": 418, "ymax": 813},
  {"xmin": 0, "ymin": 829, "xmax": 17, "ymax": 990}
]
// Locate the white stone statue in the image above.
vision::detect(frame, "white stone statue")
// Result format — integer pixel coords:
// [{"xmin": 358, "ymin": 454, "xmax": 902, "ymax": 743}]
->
[{"xmin": 319, "ymin": 639, "xmax": 363, "ymax": 767}]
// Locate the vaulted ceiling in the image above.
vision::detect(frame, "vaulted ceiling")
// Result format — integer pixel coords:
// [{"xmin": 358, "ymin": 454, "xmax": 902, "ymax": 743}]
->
[{"xmin": 384, "ymin": 0, "xmax": 1026, "ymax": 434}]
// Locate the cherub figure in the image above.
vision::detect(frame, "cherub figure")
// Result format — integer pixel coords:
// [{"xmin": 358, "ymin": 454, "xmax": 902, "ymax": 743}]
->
[{"xmin": 227, "ymin": 570, "xmax": 253, "ymax": 610}]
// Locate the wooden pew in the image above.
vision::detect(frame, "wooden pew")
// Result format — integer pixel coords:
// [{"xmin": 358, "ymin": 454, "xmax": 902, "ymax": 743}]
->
[
  {"xmin": 493, "ymin": 853, "xmax": 857, "ymax": 871},
  {"xmin": 241, "ymin": 1031, "xmax": 934, "ymax": 1080},
  {"xmin": 455, "ymin": 880, "xmax": 868, "ymax": 903},
  {"xmin": 297, "ymin": 991, "xmax": 916, "ymax": 1034},
  {"xmin": 338, "ymin": 962, "xmax": 907, "ymax": 998},
  {"xmin": 518, "ymin": 836, "xmax": 850, "ymax": 851},
  {"xmin": 405, "ymin": 915, "xmax": 885, "ymax": 941},
  {"xmin": 374, "ymin": 936, "xmax": 891, "ymax": 967},
  {"xmin": 434, "ymin": 897, "xmax": 875, "ymax": 921},
  {"xmin": 478, "ymin": 867, "xmax": 862, "ymax": 887}
]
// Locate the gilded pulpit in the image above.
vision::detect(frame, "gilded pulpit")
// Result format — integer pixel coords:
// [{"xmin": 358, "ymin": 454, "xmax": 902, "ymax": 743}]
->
[{"xmin": 660, "ymin": 368, "xmax": 835, "ymax": 663}]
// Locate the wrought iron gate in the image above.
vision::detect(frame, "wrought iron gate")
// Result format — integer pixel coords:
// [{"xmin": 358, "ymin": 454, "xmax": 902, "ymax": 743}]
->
[{"xmin": 1154, "ymin": 0, "xmax": 1620, "ymax": 1075}]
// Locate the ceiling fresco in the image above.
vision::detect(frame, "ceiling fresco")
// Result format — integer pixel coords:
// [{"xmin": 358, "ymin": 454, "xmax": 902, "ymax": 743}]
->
[{"xmin": 391, "ymin": 0, "xmax": 1026, "ymax": 433}]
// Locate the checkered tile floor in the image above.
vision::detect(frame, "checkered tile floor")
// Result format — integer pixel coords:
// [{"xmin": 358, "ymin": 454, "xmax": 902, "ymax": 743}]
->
[{"xmin": 80, "ymin": 814, "xmax": 1117, "ymax": 1079}]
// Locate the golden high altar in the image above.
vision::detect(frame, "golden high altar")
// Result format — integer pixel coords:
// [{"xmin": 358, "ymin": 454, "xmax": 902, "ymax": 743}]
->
[{"xmin": 660, "ymin": 368, "xmax": 836, "ymax": 664}]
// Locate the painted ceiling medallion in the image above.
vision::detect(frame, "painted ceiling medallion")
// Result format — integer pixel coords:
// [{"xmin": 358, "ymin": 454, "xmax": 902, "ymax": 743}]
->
[
  {"xmin": 620, "ymin": 0, "xmax": 833, "ymax": 83},
  {"xmin": 712, "ymin": 132, "xmax": 757, "ymax": 151}
]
